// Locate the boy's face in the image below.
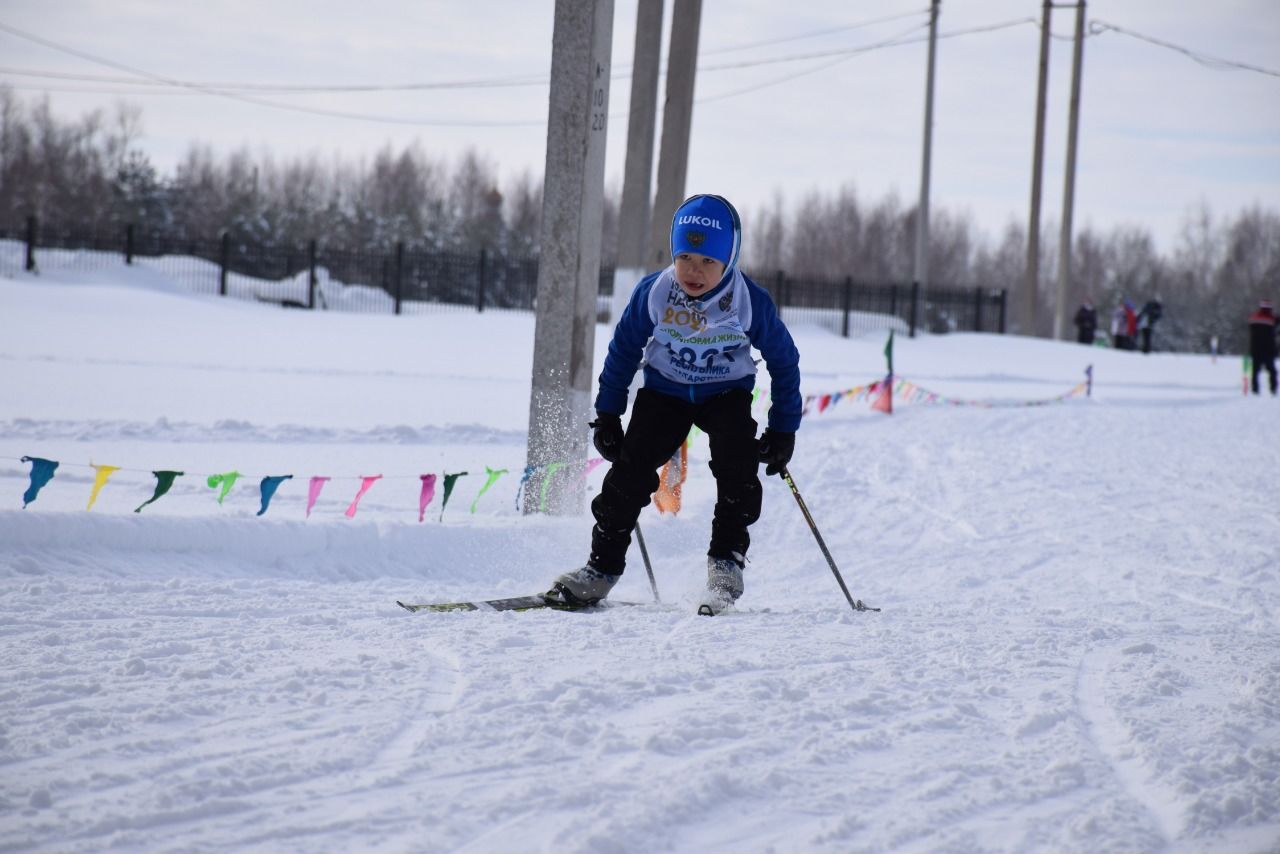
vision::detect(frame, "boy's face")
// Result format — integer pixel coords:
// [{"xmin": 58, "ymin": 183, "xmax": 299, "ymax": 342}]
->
[{"xmin": 673, "ymin": 252, "xmax": 726, "ymax": 297}]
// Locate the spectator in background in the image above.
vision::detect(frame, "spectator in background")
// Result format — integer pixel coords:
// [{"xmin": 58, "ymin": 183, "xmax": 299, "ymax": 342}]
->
[
  {"xmin": 1111, "ymin": 299, "xmax": 1133, "ymax": 351},
  {"xmin": 1123, "ymin": 299, "xmax": 1138, "ymax": 350},
  {"xmin": 1137, "ymin": 297, "xmax": 1163, "ymax": 354},
  {"xmin": 1074, "ymin": 299, "xmax": 1097, "ymax": 345},
  {"xmin": 1248, "ymin": 299, "xmax": 1277, "ymax": 396}
]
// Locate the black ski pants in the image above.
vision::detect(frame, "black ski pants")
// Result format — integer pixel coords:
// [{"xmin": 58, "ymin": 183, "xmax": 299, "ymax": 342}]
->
[
  {"xmin": 1252, "ymin": 354, "xmax": 1277, "ymax": 395},
  {"xmin": 588, "ymin": 387, "xmax": 762, "ymax": 574}
]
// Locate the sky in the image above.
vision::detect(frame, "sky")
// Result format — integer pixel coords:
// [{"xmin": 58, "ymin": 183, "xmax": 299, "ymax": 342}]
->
[{"xmin": 1, "ymin": 0, "xmax": 1278, "ymax": 252}]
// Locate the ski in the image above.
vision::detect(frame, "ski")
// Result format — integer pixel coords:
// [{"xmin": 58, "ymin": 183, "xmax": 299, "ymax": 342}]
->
[
  {"xmin": 398, "ymin": 594, "xmax": 562, "ymax": 613},
  {"xmin": 396, "ymin": 593, "xmax": 640, "ymax": 614}
]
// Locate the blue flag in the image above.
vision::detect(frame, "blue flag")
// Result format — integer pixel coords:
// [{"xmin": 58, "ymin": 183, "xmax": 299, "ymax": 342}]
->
[
  {"xmin": 257, "ymin": 475, "xmax": 293, "ymax": 516},
  {"xmin": 21, "ymin": 456, "xmax": 58, "ymax": 507}
]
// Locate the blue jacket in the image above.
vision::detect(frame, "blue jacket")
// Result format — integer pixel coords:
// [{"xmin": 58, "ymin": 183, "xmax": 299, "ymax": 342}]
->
[{"xmin": 595, "ymin": 266, "xmax": 802, "ymax": 433}]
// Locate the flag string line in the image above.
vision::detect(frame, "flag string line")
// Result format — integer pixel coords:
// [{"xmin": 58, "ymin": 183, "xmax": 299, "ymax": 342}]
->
[
  {"xmin": 3, "ymin": 374, "xmax": 1088, "ymax": 487},
  {"xmin": 0, "ymin": 458, "xmax": 493, "ymax": 481},
  {"xmin": 5, "ymin": 369, "xmax": 1091, "ymax": 515},
  {"xmin": 751, "ymin": 373, "xmax": 1091, "ymax": 415},
  {"xmin": 4, "ymin": 454, "xmax": 602, "ymax": 517}
]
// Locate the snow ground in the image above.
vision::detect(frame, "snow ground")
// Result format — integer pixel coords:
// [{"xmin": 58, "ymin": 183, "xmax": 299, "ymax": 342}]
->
[{"xmin": 1, "ymin": 265, "xmax": 1278, "ymax": 853}]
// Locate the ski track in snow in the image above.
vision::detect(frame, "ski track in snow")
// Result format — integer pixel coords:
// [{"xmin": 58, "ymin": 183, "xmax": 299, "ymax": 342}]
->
[{"xmin": 2, "ymin": 273, "xmax": 1280, "ymax": 852}]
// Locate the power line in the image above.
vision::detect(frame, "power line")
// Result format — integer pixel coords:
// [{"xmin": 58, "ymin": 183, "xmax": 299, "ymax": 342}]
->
[
  {"xmin": 1090, "ymin": 19, "xmax": 1280, "ymax": 79},
  {"xmin": 0, "ymin": 15, "xmax": 1068, "ymax": 126},
  {"xmin": 0, "ymin": 20, "xmax": 546, "ymax": 127},
  {"xmin": 0, "ymin": 82, "xmax": 197, "ymax": 96},
  {"xmin": 0, "ymin": 13, "xmax": 1034, "ymax": 96},
  {"xmin": 697, "ymin": 18, "xmax": 1034, "ymax": 74},
  {"xmin": 0, "ymin": 64, "xmax": 550, "ymax": 93},
  {"xmin": 700, "ymin": 17, "xmax": 1039, "ymax": 103},
  {"xmin": 699, "ymin": 8, "xmax": 928, "ymax": 56},
  {"xmin": 698, "ymin": 21, "xmax": 931, "ymax": 103},
  {"xmin": 0, "ymin": 16, "xmax": 973, "ymax": 94},
  {"xmin": 0, "ymin": 13, "xmax": 932, "ymax": 96}
]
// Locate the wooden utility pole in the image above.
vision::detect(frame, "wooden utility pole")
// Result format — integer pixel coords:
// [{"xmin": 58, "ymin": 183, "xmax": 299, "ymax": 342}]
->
[
  {"xmin": 646, "ymin": 0, "xmax": 702, "ymax": 269},
  {"xmin": 1023, "ymin": 0, "xmax": 1053, "ymax": 337},
  {"xmin": 524, "ymin": 0, "xmax": 614, "ymax": 515},
  {"xmin": 612, "ymin": 0, "xmax": 664, "ymax": 321},
  {"xmin": 912, "ymin": 0, "xmax": 940, "ymax": 332},
  {"xmin": 1054, "ymin": 0, "xmax": 1087, "ymax": 341}
]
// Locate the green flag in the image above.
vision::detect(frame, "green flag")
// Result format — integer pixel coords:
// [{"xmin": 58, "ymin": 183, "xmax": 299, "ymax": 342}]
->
[
  {"xmin": 136, "ymin": 470, "xmax": 183, "ymax": 513},
  {"xmin": 884, "ymin": 329, "xmax": 895, "ymax": 376},
  {"xmin": 440, "ymin": 471, "xmax": 468, "ymax": 521},
  {"xmin": 470, "ymin": 466, "xmax": 508, "ymax": 513},
  {"xmin": 207, "ymin": 470, "xmax": 241, "ymax": 504},
  {"xmin": 537, "ymin": 463, "xmax": 565, "ymax": 512}
]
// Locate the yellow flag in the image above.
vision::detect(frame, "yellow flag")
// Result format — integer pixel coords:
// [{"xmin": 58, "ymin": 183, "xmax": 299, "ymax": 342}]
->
[{"xmin": 87, "ymin": 464, "xmax": 121, "ymax": 511}]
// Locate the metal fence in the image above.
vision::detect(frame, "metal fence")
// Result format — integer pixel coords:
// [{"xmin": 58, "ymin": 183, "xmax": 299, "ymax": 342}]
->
[
  {"xmin": 2, "ymin": 216, "xmax": 1006, "ymax": 336},
  {"xmin": 746, "ymin": 269, "xmax": 1006, "ymax": 338}
]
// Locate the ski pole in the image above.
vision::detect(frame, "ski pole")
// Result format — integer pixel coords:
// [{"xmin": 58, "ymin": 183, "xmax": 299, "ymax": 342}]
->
[
  {"xmin": 778, "ymin": 467, "xmax": 879, "ymax": 613},
  {"xmin": 634, "ymin": 520, "xmax": 661, "ymax": 603}
]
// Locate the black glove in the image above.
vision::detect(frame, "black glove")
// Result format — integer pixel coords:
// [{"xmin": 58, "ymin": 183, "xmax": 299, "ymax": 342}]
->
[
  {"xmin": 590, "ymin": 413, "xmax": 624, "ymax": 462},
  {"xmin": 757, "ymin": 428, "xmax": 795, "ymax": 476}
]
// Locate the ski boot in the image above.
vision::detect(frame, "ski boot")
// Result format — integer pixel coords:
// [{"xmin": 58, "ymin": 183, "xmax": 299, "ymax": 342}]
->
[
  {"xmin": 547, "ymin": 565, "xmax": 620, "ymax": 608},
  {"xmin": 699, "ymin": 553, "xmax": 744, "ymax": 616}
]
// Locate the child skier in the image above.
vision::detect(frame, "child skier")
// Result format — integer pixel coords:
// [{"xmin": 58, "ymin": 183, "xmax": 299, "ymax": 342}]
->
[{"xmin": 549, "ymin": 194, "xmax": 802, "ymax": 612}]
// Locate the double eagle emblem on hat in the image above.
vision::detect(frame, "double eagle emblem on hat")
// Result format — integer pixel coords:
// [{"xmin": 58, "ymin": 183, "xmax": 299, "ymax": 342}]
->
[{"xmin": 678, "ymin": 214, "xmax": 720, "ymax": 243}]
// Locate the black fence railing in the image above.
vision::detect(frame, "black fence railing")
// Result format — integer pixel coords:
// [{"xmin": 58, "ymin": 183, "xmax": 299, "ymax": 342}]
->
[
  {"xmin": 1, "ymin": 216, "xmax": 1006, "ymax": 336},
  {"xmin": 747, "ymin": 268, "xmax": 1006, "ymax": 338}
]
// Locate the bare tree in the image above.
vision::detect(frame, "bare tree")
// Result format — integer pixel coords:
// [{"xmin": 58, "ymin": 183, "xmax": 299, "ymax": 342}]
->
[
  {"xmin": 504, "ymin": 168, "xmax": 541, "ymax": 256},
  {"xmin": 746, "ymin": 190, "xmax": 786, "ymax": 275},
  {"xmin": 5, "ymin": 89, "xmax": 1279, "ymax": 356},
  {"xmin": 447, "ymin": 148, "xmax": 501, "ymax": 251},
  {"xmin": 926, "ymin": 208, "xmax": 974, "ymax": 288},
  {"xmin": 860, "ymin": 193, "xmax": 910, "ymax": 284},
  {"xmin": 972, "ymin": 220, "xmax": 1026, "ymax": 302}
]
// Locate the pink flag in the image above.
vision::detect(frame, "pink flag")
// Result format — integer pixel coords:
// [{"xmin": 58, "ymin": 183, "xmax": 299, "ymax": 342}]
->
[
  {"xmin": 871, "ymin": 374, "xmax": 894, "ymax": 414},
  {"xmin": 418, "ymin": 474, "xmax": 437, "ymax": 522},
  {"xmin": 345, "ymin": 475, "xmax": 382, "ymax": 518},
  {"xmin": 306, "ymin": 476, "xmax": 330, "ymax": 518}
]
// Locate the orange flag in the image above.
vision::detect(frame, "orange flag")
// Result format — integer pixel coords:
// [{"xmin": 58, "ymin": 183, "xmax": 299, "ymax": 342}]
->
[{"xmin": 653, "ymin": 442, "xmax": 688, "ymax": 514}]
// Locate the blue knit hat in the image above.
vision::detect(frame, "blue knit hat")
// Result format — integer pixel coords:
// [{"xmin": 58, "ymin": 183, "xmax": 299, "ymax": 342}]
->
[{"xmin": 670, "ymin": 194, "xmax": 741, "ymax": 270}]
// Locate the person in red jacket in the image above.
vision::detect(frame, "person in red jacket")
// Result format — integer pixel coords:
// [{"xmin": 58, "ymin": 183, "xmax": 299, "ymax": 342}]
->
[
  {"xmin": 1248, "ymin": 299, "xmax": 1277, "ymax": 395},
  {"xmin": 1123, "ymin": 299, "xmax": 1138, "ymax": 347}
]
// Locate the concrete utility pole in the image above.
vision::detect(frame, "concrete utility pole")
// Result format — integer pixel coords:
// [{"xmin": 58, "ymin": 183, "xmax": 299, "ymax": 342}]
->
[
  {"xmin": 611, "ymin": 0, "xmax": 665, "ymax": 322},
  {"xmin": 646, "ymin": 0, "xmax": 702, "ymax": 269},
  {"xmin": 524, "ymin": 0, "xmax": 614, "ymax": 515},
  {"xmin": 1023, "ymin": 0, "xmax": 1053, "ymax": 337},
  {"xmin": 1053, "ymin": 0, "xmax": 1087, "ymax": 341},
  {"xmin": 912, "ymin": 0, "xmax": 940, "ymax": 328}
]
